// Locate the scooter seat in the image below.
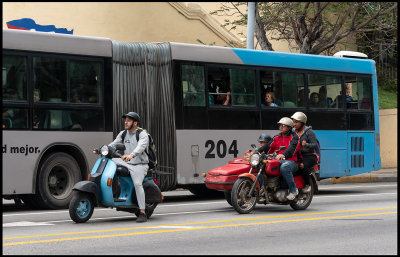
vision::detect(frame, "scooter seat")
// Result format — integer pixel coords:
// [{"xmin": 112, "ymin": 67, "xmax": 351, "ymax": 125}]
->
[{"xmin": 116, "ymin": 166, "xmax": 130, "ymax": 177}]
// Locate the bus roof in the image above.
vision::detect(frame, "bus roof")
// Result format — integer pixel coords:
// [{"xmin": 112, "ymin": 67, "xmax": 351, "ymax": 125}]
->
[
  {"xmin": 3, "ymin": 29, "xmax": 375, "ymax": 75},
  {"xmin": 169, "ymin": 42, "xmax": 376, "ymax": 75},
  {"xmin": 3, "ymin": 29, "xmax": 112, "ymax": 57}
]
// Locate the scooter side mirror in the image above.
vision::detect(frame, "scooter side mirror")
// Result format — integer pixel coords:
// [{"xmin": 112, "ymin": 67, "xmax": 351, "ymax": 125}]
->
[{"xmin": 251, "ymin": 144, "xmax": 257, "ymax": 149}]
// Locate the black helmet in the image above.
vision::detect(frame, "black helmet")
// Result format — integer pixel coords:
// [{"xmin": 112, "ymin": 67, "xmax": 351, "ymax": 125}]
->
[
  {"xmin": 257, "ymin": 133, "xmax": 272, "ymax": 143},
  {"xmin": 122, "ymin": 112, "xmax": 140, "ymax": 122}
]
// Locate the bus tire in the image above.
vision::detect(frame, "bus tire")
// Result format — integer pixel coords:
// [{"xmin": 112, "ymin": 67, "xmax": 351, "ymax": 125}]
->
[
  {"xmin": 188, "ymin": 184, "xmax": 224, "ymax": 197},
  {"xmin": 36, "ymin": 152, "xmax": 81, "ymax": 209}
]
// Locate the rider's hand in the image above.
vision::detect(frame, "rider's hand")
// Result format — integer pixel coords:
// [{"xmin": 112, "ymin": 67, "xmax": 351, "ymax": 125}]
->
[
  {"xmin": 93, "ymin": 149, "xmax": 99, "ymax": 155},
  {"xmin": 243, "ymin": 149, "xmax": 254, "ymax": 159},
  {"xmin": 299, "ymin": 163, "xmax": 304, "ymax": 169},
  {"xmin": 276, "ymin": 154, "xmax": 285, "ymax": 160},
  {"xmin": 122, "ymin": 154, "xmax": 134, "ymax": 162},
  {"xmin": 302, "ymin": 140, "xmax": 307, "ymax": 147}
]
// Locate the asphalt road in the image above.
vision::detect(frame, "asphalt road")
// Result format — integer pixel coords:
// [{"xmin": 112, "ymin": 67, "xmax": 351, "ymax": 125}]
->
[{"xmin": 3, "ymin": 182, "xmax": 397, "ymax": 255}]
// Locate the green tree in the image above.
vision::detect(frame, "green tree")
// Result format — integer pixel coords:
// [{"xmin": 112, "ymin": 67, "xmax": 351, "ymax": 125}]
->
[{"xmin": 211, "ymin": 2, "xmax": 397, "ymax": 55}]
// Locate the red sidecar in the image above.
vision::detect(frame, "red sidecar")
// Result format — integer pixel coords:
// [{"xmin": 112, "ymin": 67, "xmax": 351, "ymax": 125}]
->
[{"xmin": 205, "ymin": 158, "xmax": 251, "ymax": 192}]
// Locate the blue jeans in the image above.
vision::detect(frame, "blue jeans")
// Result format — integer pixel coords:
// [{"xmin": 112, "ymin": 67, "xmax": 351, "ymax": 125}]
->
[{"xmin": 280, "ymin": 160, "xmax": 299, "ymax": 193}]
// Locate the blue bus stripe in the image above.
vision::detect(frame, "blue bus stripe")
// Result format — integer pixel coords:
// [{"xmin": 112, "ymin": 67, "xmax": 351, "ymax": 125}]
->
[{"xmin": 232, "ymin": 48, "xmax": 375, "ymax": 75}]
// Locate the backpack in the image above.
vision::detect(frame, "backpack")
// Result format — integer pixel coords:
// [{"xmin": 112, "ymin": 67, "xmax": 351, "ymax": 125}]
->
[{"xmin": 121, "ymin": 128, "xmax": 158, "ymax": 169}]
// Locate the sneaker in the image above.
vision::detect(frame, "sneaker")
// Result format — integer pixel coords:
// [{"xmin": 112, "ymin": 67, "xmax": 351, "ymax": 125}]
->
[
  {"xmin": 136, "ymin": 212, "xmax": 147, "ymax": 223},
  {"xmin": 286, "ymin": 189, "xmax": 298, "ymax": 201},
  {"xmin": 302, "ymin": 185, "xmax": 311, "ymax": 193}
]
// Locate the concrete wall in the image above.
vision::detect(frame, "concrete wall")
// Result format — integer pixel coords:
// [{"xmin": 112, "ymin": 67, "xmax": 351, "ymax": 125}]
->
[
  {"xmin": 379, "ymin": 109, "xmax": 397, "ymax": 168},
  {"xmin": 2, "ymin": 2, "xmax": 241, "ymax": 47}
]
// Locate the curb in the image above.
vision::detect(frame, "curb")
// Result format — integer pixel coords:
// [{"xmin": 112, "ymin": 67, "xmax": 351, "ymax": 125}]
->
[{"xmin": 317, "ymin": 171, "xmax": 397, "ymax": 185}]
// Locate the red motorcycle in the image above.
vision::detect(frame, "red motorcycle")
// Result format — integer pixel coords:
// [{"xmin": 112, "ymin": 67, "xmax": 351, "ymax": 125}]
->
[{"xmin": 206, "ymin": 145, "xmax": 318, "ymax": 213}]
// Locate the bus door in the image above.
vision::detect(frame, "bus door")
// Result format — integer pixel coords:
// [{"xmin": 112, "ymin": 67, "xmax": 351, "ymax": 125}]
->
[{"xmin": 347, "ymin": 132, "xmax": 375, "ymax": 175}]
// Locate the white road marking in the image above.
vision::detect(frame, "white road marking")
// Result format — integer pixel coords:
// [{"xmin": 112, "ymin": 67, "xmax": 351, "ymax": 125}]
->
[{"xmin": 3, "ymin": 221, "xmax": 54, "ymax": 227}]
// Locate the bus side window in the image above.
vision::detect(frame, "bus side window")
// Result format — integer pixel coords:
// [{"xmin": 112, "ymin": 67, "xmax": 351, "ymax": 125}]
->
[
  {"xmin": 181, "ymin": 64, "xmax": 205, "ymax": 107},
  {"xmin": 280, "ymin": 72, "xmax": 304, "ymax": 108},
  {"xmin": 308, "ymin": 74, "xmax": 341, "ymax": 109}
]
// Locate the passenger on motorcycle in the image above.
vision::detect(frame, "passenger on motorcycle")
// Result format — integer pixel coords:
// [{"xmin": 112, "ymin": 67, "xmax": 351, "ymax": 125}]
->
[
  {"xmin": 260, "ymin": 117, "xmax": 302, "ymax": 200},
  {"xmin": 243, "ymin": 133, "xmax": 272, "ymax": 159},
  {"xmin": 291, "ymin": 112, "xmax": 320, "ymax": 193},
  {"xmin": 95, "ymin": 112, "xmax": 150, "ymax": 223}
]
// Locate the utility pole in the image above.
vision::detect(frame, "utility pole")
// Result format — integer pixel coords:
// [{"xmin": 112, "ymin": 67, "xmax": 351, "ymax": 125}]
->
[{"xmin": 246, "ymin": 2, "xmax": 255, "ymax": 49}]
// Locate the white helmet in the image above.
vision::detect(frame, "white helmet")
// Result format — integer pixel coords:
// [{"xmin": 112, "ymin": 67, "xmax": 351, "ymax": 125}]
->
[
  {"xmin": 277, "ymin": 117, "xmax": 294, "ymax": 128},
  {"xmin": 291, "ymin": 112, "xmax": 307, "ymax": 124}
]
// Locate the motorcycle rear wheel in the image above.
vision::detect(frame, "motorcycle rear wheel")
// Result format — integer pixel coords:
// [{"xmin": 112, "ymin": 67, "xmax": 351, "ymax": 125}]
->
[
  {"xmin": 231, "ymin": 177, "xmax": 258, "ymax": 214},
  {"xmin": 290, "ymin": 181, "xmax": 314, "ymax": 210}
]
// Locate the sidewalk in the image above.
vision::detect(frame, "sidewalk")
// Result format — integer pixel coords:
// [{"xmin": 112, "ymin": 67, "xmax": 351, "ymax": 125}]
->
[{"xmin": 317, "ymin": 168, "xmax": 397, "ymax": 184}]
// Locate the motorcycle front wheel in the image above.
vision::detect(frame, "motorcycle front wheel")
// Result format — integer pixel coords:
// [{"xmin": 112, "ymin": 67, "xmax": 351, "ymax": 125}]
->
[
  {"xmin": 69, "ymin": 192, "xmax": 95, "ymax": 223},
  {"xmin": 290, "ymin": 181, "xmax": 314, "ymax": 210},
  {"xmin": 231, "ymin": 177, "xmax": 258, "ymax": 214}
]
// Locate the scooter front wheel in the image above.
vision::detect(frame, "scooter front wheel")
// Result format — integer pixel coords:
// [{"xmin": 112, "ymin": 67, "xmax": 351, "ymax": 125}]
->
[
  {"xmin": 231, "ymin": 177, "xmax": 258, "ymax": 214},
  {"xmin": 69, "ymin": 192, "xmax": 95, "ymax": 223}
]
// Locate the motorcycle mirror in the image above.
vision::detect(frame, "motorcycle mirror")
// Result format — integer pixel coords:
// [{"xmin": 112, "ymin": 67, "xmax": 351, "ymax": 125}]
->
[
  {"xmin": 251, "ymin": 144, "xmax": 257, "ymax": 149},
  {"xmin": 115, "ymin": 143, "xmax": 126, "ymax": 151}
]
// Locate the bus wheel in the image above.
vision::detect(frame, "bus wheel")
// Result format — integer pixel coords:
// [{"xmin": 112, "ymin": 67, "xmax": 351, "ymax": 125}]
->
[
  {"xmin": 36, "ymin": 152, "xmax": 81, "ymax": 209},
  {"xmin": 188, "ymin": 184, "xmax": 224, "ymax": 197}
]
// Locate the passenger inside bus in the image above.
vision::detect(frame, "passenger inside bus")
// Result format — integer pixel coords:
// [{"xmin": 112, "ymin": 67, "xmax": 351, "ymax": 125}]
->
[
  {"xmin": 310, "ymin": 92, "xmax": 320, "ymax": 107},
  {"xmin": 214, "ymin": 86, "xmax": 231, "ymax": 106},
  {"xmin": 261, "ymin": 91, "xmax": 278, "ymax": 107},
  {"xmin": 318, "ymin": 86, "xmax": 333, "ymax": 108}
]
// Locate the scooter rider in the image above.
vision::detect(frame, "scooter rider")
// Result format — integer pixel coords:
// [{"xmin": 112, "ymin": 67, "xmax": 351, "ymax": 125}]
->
[
  {"xmin": 94, "ymin": 112, "xmax": 149, "ymax": 223},
  {"xmin": 291, "ymin": 112, "xmax": 319, "ymax": 193},
  {"xmin": 267, "ymin": 117, "xmax": 302, "ymax": 200}
]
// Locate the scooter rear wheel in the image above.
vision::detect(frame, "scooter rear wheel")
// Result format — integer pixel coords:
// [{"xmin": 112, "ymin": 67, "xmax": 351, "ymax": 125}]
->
[
  {"xmin": 135, "ymin": 202, "xmax": 158, "ymax": 219},
  {"xmin": 69, "ymin": 192, "xmax": 95, "ymax": 223},
  {"xmin": 231, "ymin": 177, "xmax": 258, "ymax": 214}
]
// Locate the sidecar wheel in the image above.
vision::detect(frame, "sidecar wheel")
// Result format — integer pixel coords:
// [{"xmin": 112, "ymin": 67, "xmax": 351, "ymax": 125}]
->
[
  {"xmin": 224, "ymin": 191, "xmax": 232, "ymax": 206},
  {"xmin": 290, "ymin": 182, "xmax": 314, "ymax": 210},
  {"xmin": 231, "ymin": 177, "xmax": 258, "ymax": 214},
  {"xmin": 135, "ymin": 202, "xmax": 158, "ymax": 218},
  {"xmin": 69, "ymin": 192, "xmax": 94, "ymax": 223}
]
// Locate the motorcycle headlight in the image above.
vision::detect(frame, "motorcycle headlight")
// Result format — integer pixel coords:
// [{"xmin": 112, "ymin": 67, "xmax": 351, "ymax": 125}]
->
[
  {"xmin": 100, "ymin": 145, "xmax": 109, "ymax": 156},
  {"xmin": 250, "ymin": 154, "xmax": 260, "ymax": 166}
]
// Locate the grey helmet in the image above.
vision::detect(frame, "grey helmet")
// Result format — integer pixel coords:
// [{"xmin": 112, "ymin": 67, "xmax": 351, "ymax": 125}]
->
[
  {"xmin": 257, "ymin": 133, "xmax": 272, "ymax": 143},
  {"xmin": 122, "ymin": 112, "xmax": 140, "ymax": 122},
  {"xmin": 277, "ymin": 117, "xmax": 294, "ymax": 128},
  {"xmin": 291, "ymin": 111, "xmax": 307, "ymax": 124}
]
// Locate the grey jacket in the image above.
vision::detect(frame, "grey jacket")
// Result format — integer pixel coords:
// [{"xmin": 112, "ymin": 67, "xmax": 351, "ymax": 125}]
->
[
  {"xmin": 109, "ymin": 128, "xmax": 149, "ymax": 165},
  {"xmin": 296, "ymin": 126, "xmax": 319, "ymax": 157}
]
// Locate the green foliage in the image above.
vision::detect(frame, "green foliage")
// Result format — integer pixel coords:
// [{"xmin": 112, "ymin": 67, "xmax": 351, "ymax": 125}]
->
[{"xmin": 378, "ymin": 87, "xmax": 397, "ymax": 109}]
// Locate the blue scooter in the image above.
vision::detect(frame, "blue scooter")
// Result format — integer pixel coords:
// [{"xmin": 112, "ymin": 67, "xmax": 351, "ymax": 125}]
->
[{"xmin": 69, "ymin": 143, "xmax": 163, "ymax": 223}]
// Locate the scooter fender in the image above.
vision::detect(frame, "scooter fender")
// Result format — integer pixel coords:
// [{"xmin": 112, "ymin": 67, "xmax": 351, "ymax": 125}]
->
[
  {"xmin": 72, "ymin": 181, "xmax": 99, "ymax": 205},
  {"xmin": 238, "ymin": 173, "xmax": 260, "ymax": 189}
]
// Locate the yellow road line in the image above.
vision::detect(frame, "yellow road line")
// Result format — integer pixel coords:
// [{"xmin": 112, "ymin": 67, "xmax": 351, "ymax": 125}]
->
[
  {"xmin": 3, "ymin": 211, "xmax": 396, "ymax": 246},
  {"xmin": 3, "ymin": 207, "xmax": 396, "ymax": 240}
]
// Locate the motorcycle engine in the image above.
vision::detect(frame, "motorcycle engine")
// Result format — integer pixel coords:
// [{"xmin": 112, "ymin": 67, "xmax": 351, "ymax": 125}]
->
[
  {"xmin": 266, "ymin": 176, "xmax": 280, "ymax": 190},
  {"xmin": 274, "ymin": 189, "xmax": 288, "ymax": 202}
]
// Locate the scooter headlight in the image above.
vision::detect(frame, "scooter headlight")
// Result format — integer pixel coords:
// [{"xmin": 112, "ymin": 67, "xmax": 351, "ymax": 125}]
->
[
  {"xmin": 250, "ymin": 153, "xmax": 260, "ymax": 166},
  {"xmin": 100, "ymin": 145, "xmax": 109, "ymax": 156}
]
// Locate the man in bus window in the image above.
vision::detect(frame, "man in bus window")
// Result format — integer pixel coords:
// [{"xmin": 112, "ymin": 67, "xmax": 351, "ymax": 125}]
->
[
  {"xmin": 263, "ymin": 117, "xmax": 301, "ymax": 200},
  {"xmin": 214, "ymin": 86, "xmax": 231, "ymax": 106},
  {"xmin": 102, "ymin": 112, "xmax": 150, "ymax": 223}
]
